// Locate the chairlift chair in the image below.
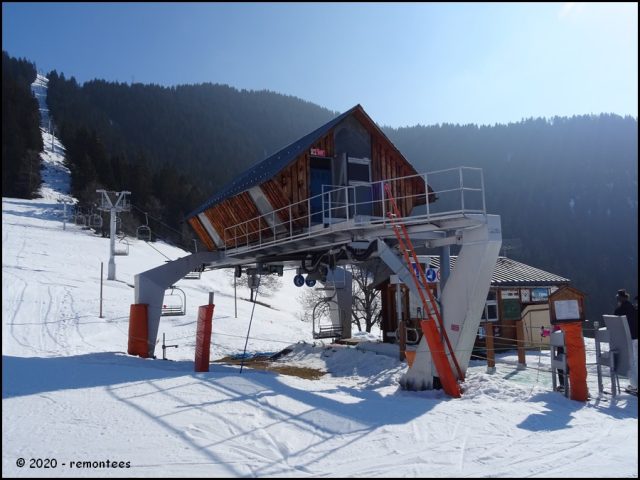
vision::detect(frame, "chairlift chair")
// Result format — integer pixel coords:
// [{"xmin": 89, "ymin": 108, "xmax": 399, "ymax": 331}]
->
[
  {"xmin": 115, "ymin": 215, "xmax": 123, "ymax": 235},
  {"xmin": 90, "ymin": 213, "xmax": 103, "ymax": 229},
  {"xmin": 75, "ymin": 208, "xmax": 90, "ymax": 229},
  {"xmin": 184, "ymin": 264, "xmax": 203, "ymax": 280},
  {"xmin": 82, "ymin": 208, "xmax": 97, "ymax": 230},
  {"xmin": 72, "ymin": 206, "xmax": 82, "ymax": 224},
  {"xmin": 137, "ymin": 212, "xmax": 151, "ymax": 241},
  {"xmin": 81, "ymin": 213, "xmax": 92, "ymax": 229},
  {"xmin": 114, "ymin": 235, "xmax": 129, "ymax": 256},
  {"xmin": 75, "ymin": 214, "xmax": 87, "ymax": 227},
  {"xmin": 311, "ymin": 292, "xmax": 343, "ymax": 340},
  {"xmin": 161, "ymin": 286, "xmax": 186, "ymax": 316}
]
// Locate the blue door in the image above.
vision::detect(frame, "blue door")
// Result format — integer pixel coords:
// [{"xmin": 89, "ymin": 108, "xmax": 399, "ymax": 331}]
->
[{"xmin": 310, "ymin": 165, "xmax": 332, "ymax": 224}]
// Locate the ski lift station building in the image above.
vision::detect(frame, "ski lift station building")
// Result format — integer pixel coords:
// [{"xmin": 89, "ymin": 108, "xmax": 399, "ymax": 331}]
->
[
  {"xmin": 185, "ymin": 104, "xmax": 433, "ymax": 252},
  {"xmin": 133, "ymin": 104, "xmax": 503, "ymax": 395}
]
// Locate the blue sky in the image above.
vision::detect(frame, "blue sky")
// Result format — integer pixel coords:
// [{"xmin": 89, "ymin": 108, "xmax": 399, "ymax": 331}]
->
[{"xmin": 2, "ymin": 2, "xmax": 637, "ymax": 127}]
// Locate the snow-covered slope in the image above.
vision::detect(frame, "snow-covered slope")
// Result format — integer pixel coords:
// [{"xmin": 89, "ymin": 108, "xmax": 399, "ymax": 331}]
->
[
  {"xmin": 1, "ymin": 75, "xmax": 637, "ymax": 478},
  {"xmin": 31, "ymin": 74, "xmax": 73, "ymax": 203}
]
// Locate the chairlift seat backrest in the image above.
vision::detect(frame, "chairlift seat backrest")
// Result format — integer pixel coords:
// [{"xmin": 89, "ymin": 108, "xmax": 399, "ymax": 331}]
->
[
  {"xmin": 91, "ymin": 214, "xmax": 103, "ymax": 228},
  {"xmin": 312, "ymin": 297, "xmax": 342, "ymax": 339},
  {"xmin": 137, "ymin": 225, "xmax": 151, "ymax": 241},
  {"xmin": 550, "ymin": 330, "xmax": 566, "ymax": 368},
  {"xmin": 114, "ymin": 237, "xmax": 129, "ymax": 256},
  {"xmin": 596, "ymin": 327, "xmax": 610, "ymax": 344},
  {"xmin": 184, "ymin": 269, "xmax": 202, "ymax": 280},
  {"xmin": 595, "ymin": 327, "xmax": 612, "ymax": 364},
  {"xmin": 603, "ymin": 315, "xmax": 633, "ymax": 376},
  {"xmin": 550, "ymin": 330, "xmax": 565, "ymax": 347},
  {"xmin": 550, "ymin": 330, "xmax": 568, "ymax": 396},
  {"xmin": 161, "ymin": 287, "xmax": 186, "ymax": 316}
]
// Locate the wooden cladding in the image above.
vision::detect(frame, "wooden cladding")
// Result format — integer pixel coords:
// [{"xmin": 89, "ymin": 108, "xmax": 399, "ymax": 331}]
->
[
  {"xmin": 188, "ymin": 216, "xmax": 215, "ymax": 251},
  {"xmin": 190, "ymin": 108, "xmax": 435, "ymax": 251},
  {"xmin": 264, "ymin": 131, "xmax": 335, "ymax": 228},
  {"xmin": 203, "ymin": 191, "xmax": 262, "ymax": 248},
  {"xmin": 371, "ymin": 137, "xmax": 427, "ymax": 217}
]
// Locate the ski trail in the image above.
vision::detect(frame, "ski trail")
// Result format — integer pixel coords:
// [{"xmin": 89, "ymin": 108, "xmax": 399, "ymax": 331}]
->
[
  {"xmin": 5, "ymin": 273, "xmax": 41, "ymax": 354},
  {"xmin": 30, "ymin": 73, "xmax": 74, "ymax": 204},
  {"xmin": 67, "ymin": 287, "xmax": 97, "ymax": 350}
]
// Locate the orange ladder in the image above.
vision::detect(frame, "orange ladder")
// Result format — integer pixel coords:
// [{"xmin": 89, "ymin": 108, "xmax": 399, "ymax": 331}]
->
[{"xmin": 383, "ymin": 183, "xmax": 463, "ymax": 397}]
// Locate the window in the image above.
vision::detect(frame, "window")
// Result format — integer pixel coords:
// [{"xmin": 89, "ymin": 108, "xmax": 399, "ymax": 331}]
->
[
  {"xmin": 348, "ymin": 161, "xmax": 371, "ymax": 182},
  {"xmin": 347, "ymin": 157, "xmax": 371, "ymax": 182},
  {"xmin": 481, "ymin": 290, "xmax": 499, "ymax": 322},
  {"xmin": 347, "ymin": 157, "xmax": 372, "ymax": 216},
  {"xmin": 531, "ymin": 287, "xmax": 549, "ymax": 302}
]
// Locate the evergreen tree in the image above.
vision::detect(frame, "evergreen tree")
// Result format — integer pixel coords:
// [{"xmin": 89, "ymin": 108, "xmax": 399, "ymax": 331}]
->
[
  {"xmin": 2, "ymin": 51, "xmax": 43, "ymax": 198},
  {"xmin": 42, "ymin": 63, "xmax": 637, "ymax": 323}
]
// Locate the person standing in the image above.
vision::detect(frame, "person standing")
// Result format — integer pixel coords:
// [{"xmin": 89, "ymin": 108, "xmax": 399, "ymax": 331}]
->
[
  {"xmin": 614, "ymin": 289, "xmax": 638, "ymax": 395},
  {"xmin": 614, "ymin": 289, "xmax": 637, "ymax": 340}
]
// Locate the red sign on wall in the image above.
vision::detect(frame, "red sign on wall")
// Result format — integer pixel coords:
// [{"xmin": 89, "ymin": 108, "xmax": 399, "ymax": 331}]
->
[
  {"xmin": 195, "ymin": 304, "xmax": 214, "ymax": 372},
  {"xmin": 310, "ymin": 148, "xmax": 326, "ymax": 157}
]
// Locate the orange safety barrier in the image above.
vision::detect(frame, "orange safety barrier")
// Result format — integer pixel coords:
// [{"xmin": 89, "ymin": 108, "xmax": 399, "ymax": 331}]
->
[
  {"xmin": 559, "ymin": 322, "xmax": 589, "ymax": 402},
  {"xmin": 421, "ymin": 319, "xmax": 461, "ymax": 398},
  {"xmin": 195, "ymin": 304, "xmax": 215, "ymax": 372},
  {"xmin": 405, "ymin": 350, "xmax": 416, "ymax": 368},
  {"xmin": 128, "ymin": 304, "xmax": 149, "ymax": 358}
]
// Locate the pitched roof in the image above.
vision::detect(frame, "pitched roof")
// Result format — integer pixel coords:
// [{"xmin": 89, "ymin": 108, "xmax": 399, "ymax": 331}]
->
[
  {"xmin": 186, "ymin": 105, "xmax": 362, "ymax": 220},
  {"xmin": 425, "ymin": 256, "xmax": 570, "ymax": 287}
]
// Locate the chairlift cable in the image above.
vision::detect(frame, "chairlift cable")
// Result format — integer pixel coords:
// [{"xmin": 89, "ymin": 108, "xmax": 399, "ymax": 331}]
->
[
  {"xmin": 131, "ymin": 203, "xmax": 184, "ymax": 236},
  {"xmin": 144, "ymin": 236, "xmax": 173, "ymax": 261}
]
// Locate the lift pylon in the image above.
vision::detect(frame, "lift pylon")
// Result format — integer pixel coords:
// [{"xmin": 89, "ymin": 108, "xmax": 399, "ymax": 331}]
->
[
  {"xmin": 96, "ymin": 189, "xmax": 131, "ymax": 280},
  {"xmin": 383, "ymin": 182, "xmax": 462, "ymax": 398}
]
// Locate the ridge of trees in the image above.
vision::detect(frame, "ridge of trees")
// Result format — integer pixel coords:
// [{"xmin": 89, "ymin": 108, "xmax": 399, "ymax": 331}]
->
[
  {"xmin": 383, "ymin": 116, "xmax": 638, "ymax": 323},
  {"xmin": 2, "ymin": 51, "xmax": 43, "ymax": 198},
  {"xmin": 15, "ymin": 56, "xmax": 635, "ymax": 323},
  {"xmin": 45, "ymin": 71, "xmax": 338, "ymax": 245}
]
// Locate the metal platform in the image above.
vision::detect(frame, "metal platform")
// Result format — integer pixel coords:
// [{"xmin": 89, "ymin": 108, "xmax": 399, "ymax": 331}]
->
[
  {"xmin": 222, "ymin": 167, "xmax": 487, "ymax": 258},
  {"xmin": 133, "ymin": 166, "xmax": 502, "ymax": 363}
]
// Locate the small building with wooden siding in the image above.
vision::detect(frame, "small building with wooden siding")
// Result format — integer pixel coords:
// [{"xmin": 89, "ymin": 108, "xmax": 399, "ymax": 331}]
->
[
  {"xmin": 186, "ymin": 104, "xmax": 434, "ymax": 251},
  {"xmin": 379, "ymin": 255, "xmax": 572, "ymax": 351},
  {"xmin": 430, "ymin": 256, "xmax": 572, "ymax": 350}
]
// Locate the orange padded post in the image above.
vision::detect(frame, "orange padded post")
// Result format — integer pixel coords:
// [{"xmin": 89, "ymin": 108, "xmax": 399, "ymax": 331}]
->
[
  {"xmin": 421, "ymin": 319, "xmax": 461, "ymax": 398},
  {"xmin": 195, "ymin": 304, "xmax": 215, "ymax": 372},
  {"xmin": 405, "ymin": 350, "xmax": 416, "ymax": 368},
  {"xmin": 559, "ymin": 322, "xmax": 589, "ymax": 401},
  {"xmin": 128, "ymin": 304, "xmax": 149, "ymax": 358}
]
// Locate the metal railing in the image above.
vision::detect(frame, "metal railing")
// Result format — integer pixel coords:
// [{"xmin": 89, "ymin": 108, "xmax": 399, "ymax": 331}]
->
[{"xmin": 223, "ymin": 166, "xmax": 486, "ymax": 253}]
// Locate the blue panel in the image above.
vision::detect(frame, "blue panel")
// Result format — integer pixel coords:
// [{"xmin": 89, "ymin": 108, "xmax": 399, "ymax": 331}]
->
[{"xmin": 310, "ymin": 166, "xmax": 332, "ymax": 224}]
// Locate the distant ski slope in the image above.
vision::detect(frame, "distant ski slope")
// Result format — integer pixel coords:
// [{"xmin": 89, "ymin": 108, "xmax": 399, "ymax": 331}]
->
[{"xmin": 31, "ymin": 74, "xmax": 74, "ymax": 203}]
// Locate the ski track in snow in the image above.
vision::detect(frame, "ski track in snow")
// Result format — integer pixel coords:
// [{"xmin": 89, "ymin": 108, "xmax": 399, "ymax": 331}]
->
[{"xmin": 1, "ymin": 73, "xmax": 637, "ymax": 478}]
